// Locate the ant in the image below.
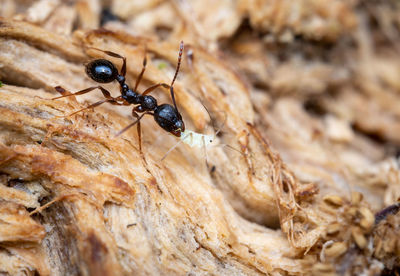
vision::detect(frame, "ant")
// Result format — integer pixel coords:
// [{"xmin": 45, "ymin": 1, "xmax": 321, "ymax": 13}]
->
[{"xmin": 52, "ymin": 41, "xmax": 185, "ymax": 152}]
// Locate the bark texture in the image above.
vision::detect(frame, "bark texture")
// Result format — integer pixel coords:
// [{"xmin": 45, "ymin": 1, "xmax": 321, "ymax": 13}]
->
[{"xmin": 0, "ymin": 0, "xmax": 400, "ymax": 275}]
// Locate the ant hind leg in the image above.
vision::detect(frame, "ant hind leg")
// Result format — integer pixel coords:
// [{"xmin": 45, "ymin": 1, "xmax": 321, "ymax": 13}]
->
[
  {"xmin": 52, "ymin": 85, "xmax": 114, "ymax": 101},
  {"xmin": 54, "ymin": 86, "xmax": 73, "ymax": 97},
  {"xmin": 62, "ymin": 98, "xmax": 123, "ymax": 117}
]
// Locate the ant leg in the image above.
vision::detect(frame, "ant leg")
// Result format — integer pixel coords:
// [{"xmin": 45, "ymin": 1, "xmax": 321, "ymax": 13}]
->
[
  {"xmin": 64, "ymin": 99, "xmax": 123, "ymax": 117},
  {"xmin": 134, "ymin": 51, "xmax": 147, "ymax": 92},
  {"xmin": 116, "ymin": 111, "xmax": 153, "ymax": 139},
  {"xmin": 114, "ymin": 96, "xmax": 132, "ymax": 105},
  {"xmin": 142, "ymin": 83, "xmax": 170, "ymax": 95},
  {"xmin": 133, "ymin": 111, "xmax": 142, "ymax": 152},
  {"xmin": 52, "ymin": 85, "xmax": 115, "ymax": 101},
  {"xmin": 86, "ymin": 47, "xmax": 126, "ymax": 76},
  {"xmin": 52, "ymin": 86, "xmax": 73, "ymax": 97}
]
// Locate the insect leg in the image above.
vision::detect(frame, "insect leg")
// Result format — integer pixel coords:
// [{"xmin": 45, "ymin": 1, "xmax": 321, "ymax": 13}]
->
[
  {"xmin": 52, "ymin": 85, "xmax": 115, "ymax": 101},
  {"xmin": 64, "ymin": 98, "xmax": 123, "ymax": 117},
  {"xmin": 115, "ymin": 110, "xmax": 154, "ymax": 152},
  {"xmin": 134, "ymin": 49, "xmax": 147, "ymax": 91},
  {"xmin": 133, "ymin": 111, "xmax": 142, "ymax": 152},
  {"xmin": 116, "ymin": 112, "xmax": 145, "ymax": 137},
  {"xmin": 142, "ymin": 83, "xmax": 170, "ymax": 95}
]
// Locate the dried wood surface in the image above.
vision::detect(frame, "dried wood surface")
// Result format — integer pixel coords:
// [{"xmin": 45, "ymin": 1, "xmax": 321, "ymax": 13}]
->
[{"xmin": 0, "ymin": 0, "xmax": 400, "ymax": 275}]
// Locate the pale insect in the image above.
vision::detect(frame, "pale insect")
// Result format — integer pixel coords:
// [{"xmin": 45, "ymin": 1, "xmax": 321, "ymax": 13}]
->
[
  {"xmin": 180, "ymin": 130, "xmax": 215, "ymax": 147},
  {"xmin": 160, "ymin": 111, "xmax": 225, "ymax": 162},
  {"xmin": 161, "ymin": 128, "xmax": 220, "ymax": 161}
]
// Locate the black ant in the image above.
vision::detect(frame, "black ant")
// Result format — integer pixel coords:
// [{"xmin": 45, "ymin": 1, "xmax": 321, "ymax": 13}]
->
[{"xmin": 52, "ymin": 42, "xmax": 185, "ymax": 151}]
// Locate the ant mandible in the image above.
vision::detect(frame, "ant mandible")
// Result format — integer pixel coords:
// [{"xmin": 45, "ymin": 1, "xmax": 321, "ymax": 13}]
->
[{"xmin": 52, "ymin": 41, "xmax": 185, "ymax": 152}]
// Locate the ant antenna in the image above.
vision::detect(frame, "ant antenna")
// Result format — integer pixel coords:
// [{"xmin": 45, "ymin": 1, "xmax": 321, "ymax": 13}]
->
[
  {"xmin": 171, "ymin": 41, "xmax": 184, "ymax": 87},
  {"xmin": 169, "ymin": 41, "xmax": 184, "ymax": 113}
]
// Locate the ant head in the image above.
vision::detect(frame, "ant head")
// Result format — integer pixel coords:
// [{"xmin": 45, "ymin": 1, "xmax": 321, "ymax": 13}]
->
[
  {"xmin": 154, "ymin": 104, "xmax": 185, "ymax": 137},
  {"xmin": 171, "ymin": 118, "xmax": 185, "ymax": 137},
  {"xmin": 86, "ymin": 59, "xmax": 118, "ymax": 83}
]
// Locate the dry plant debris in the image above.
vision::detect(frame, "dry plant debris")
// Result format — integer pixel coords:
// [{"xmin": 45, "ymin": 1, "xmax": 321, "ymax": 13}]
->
[{"xmin": 0, "ymin": 0, "xmax": 400, "ymax": 275}]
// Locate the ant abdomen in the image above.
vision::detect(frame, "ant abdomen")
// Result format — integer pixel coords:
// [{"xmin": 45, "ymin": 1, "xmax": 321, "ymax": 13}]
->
[{"xmin": 86, "ymin": 59, "xmax": 118, "ymax": 83}]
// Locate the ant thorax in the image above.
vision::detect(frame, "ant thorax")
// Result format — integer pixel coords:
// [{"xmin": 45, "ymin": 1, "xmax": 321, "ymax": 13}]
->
[{"xmin": 180, "ymin": 130, "xmax": 215, "ymax": 148}]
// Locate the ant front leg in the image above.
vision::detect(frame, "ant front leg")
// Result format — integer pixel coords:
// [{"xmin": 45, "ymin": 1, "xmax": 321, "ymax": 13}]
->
[
  {"xmin": 142, "ymin": 83, "xmax": 170, "ymax": 96},
  {"xmin": 134, "ymin": 49, "xmax": 148, "ymax": 92}
]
